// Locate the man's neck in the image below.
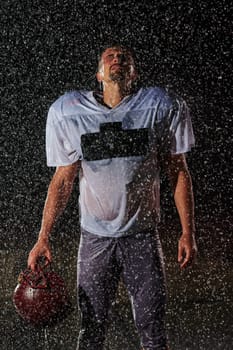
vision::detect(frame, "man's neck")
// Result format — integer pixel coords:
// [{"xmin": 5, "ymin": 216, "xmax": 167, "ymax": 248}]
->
[{"xmin": 102, "ymin": 81, "xmax": 131, "ymax": 108}]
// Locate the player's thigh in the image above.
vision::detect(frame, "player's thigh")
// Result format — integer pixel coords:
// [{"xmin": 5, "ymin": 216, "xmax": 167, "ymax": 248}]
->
[
  {"xmin": 77, "ymin": 230, "xmax": 121, "ymax": 317},
  {"xmin": 121, "ymin": 231, "xmax": 167, "ymax": 313}
]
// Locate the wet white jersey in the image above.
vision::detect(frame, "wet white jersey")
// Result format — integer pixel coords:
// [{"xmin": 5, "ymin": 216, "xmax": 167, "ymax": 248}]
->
[{"xmin": 46, "ymin": 87, "xmax": 195, "ymax": 237}]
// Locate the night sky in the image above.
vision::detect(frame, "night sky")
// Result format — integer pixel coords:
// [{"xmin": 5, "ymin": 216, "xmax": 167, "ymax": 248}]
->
[{"xmin": 1, "ymin": 0, "xmax": 232, "ymax": 246}]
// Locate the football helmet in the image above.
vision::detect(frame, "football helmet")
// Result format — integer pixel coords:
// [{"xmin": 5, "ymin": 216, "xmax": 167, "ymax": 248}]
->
[{"xmin": 13, "ymin": 263, "xmax": 70, "ymax": 326}]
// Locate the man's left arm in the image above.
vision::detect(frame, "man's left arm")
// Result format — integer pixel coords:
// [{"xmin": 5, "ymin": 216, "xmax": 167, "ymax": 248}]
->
[{"xmin": 165, "ymin": 153, "xmax": 197, "ymax": 269}]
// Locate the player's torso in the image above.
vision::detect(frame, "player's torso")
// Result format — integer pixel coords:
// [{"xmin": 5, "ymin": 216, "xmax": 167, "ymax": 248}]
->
[{"xmin": 53, "ymin": 87, "xmax": 169, "ymax": 235}]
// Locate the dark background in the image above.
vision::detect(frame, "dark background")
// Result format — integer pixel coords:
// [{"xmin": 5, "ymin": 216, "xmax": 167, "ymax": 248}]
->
[
  {"xmin": 1, "ymin": 0, "xmax": 232, "ymax": 255},
  {"xmin": 1, "ymin": 1, "xmax": 233, "ymax": 349}
]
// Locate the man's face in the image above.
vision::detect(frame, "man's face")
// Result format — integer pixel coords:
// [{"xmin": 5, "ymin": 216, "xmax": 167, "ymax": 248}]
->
[{"xmin": 97, "ymin": 47, "xmax": 137, "ymax": 84}]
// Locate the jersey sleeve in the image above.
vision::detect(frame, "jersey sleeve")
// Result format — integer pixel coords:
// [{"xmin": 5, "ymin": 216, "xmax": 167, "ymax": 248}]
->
[
  {"xmin": 46, "ymin": 106, "xmax": 82, "ymax": 167},
  {"xmin": 161, "ymin": 96, "xmax": 195, "ymax": 154}
]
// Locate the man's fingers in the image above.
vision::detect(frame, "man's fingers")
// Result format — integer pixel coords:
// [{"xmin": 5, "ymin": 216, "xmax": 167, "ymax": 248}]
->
[
  {"xmin": 42, "ymin": 248, "xmax": 52, "ymax": 265},
  {"xmin": 28, "ymin": 253, "xmax": 52, "ymax": 271},
  {"xmin": 178, "ymin": 245, "xmax": 184, "ymax": 263},
  {"xmin": 47, "ymin": 249, "xmax": 52, "ymax": 263},
  {"xmin": 178, "ymin": 235, "xmax": 197, "ymax": 269},
  {"xmin": 28, "ymin": 256, "xmax": 38, "ymax": 271},
  {"xmin": 44, "ymin": 253, "xmax": 52, "ymax": 266},
  {"xmin": 30, "ymin": 262, "xmax": 35, "ymax": 272},
  {"xmin": 178, "ymin": 243, "xmax": 191, "ymax": 268},
  {"xmin": 180, "ymin": 255, "xmax": 191, "ymax": 269},
  {"xmin": 180, "ymin": 249, "xmax": 196, "ymax": 269},
  {"xmin": 27, "ymin": 243, "xmax": 52, "ymax": 271},
  {"xmin": 28, "ymin": 259, "xmax": 38, "ymax": 272}
]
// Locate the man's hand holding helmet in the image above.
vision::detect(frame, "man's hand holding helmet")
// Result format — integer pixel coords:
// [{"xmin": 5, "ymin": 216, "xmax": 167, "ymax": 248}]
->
[{"xmin": 28, "ymin": 238, "xmax": 52, "ymax": 272}]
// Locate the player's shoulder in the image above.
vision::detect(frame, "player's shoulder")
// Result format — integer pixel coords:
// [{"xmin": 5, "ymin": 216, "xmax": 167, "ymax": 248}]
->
[
  {"xmin": 50, "ymin": 90, "xmax": 87, "ymax": 112},
  {"xmin": 136, "ymin": 86, "xmax": 175, "ymax": 108},
  {"xmin": 139, "ymin": 86, "xmax": 170, "ymax": 101},
  {"xmin": 47, "ymin": 89, "xmax": 89, "ymax": 123}
]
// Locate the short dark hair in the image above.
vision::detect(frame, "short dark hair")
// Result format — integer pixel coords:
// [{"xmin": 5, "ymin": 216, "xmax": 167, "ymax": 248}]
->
[{"xmin": 97, "ymin": 43, "xmax": 136, "ymax": 71}]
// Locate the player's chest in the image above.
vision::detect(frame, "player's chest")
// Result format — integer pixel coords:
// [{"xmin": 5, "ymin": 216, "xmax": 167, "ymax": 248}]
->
[{"xmin": 77, "ymin": 109, "xmax": 158, "ymax": 161}]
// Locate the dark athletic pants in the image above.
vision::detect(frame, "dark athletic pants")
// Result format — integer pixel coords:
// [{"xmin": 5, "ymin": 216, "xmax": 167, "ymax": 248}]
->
[{"xmin": 76, "ymin": 229, "xmax": 168, "ymax": 350}]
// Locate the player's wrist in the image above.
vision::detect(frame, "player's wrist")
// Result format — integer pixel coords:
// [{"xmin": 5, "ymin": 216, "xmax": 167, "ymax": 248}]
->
[
  {"xmin": 180, "ymin": 230, "xmax": 196, "ymax": 238},
  {"xmin": 38, "ymin": 232, "xmax": 50, "ymax": 243}
]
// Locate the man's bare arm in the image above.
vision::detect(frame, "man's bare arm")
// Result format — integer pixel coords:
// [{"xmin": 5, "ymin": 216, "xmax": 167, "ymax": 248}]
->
[
  {"xmin": 165, "ymin": 154, "xmax": 197, "ymax": 269},
  {"xmin": 28, "ymin": 161, "xmax": 80, "ymax": 271}
]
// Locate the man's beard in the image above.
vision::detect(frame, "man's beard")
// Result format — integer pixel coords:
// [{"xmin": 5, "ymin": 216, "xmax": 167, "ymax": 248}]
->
[{"xmin": 109, "ymin": 69, "xmax": 126, "ymax": 82}]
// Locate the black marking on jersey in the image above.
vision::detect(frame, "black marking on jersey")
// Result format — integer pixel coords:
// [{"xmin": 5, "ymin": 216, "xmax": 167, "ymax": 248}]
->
[{"xmin": 81, "ymin": 122, "xmax": 149, "ymax": 161}]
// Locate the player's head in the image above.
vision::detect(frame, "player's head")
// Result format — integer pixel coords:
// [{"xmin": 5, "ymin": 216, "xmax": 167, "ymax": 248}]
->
[{"xmin": 96, "ymin": 44, "xmax": 138, "ymax": 85}]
